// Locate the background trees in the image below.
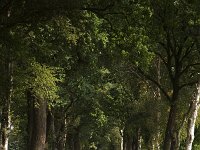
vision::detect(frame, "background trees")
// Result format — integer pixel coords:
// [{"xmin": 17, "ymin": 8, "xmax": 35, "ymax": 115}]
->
[{"xmin": 0, "ymin": 0, "xmax": 199, "ymax": 150}]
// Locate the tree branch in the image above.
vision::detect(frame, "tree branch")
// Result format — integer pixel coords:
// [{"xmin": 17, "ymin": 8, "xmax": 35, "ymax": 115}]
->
[
  {"xmin": 180, "ymin": 42, "xmax": 194, "ymax": 62},
  {"xmin": 158, "ymin": 41, "xmax": 174, "ymax": 81},
  {"xmin": 179, "ymin": 63, "xmax": 200, "ymax": 77},
  {"xmin": 152, "ymin": 51, "xmax": 167, "ymax": 66},
  {"xmin": 135, "ymin": 68, "xmax": 171, "ymax": 101},
  {"xmin": 0, "ymin": 1, "xmax": 115, "ymax": 29},
  {"xmin": 179, "ymin": 80, "xmax": 198, "ymax": 90}
]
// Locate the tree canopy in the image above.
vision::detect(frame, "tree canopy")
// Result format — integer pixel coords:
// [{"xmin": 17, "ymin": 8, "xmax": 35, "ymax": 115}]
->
[{"xmin": 0, "ymin": 0, "xmax": 200, "ymax": 150}]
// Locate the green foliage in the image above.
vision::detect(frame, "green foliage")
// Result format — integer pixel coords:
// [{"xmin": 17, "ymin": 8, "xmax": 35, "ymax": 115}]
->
[
  {"xmin": 0, "ymin": 0, "xmax": 200, "ymax": 149},
  {"xmin": 27, "ymin": 60, "xmax": 59, "ymax": 100}
]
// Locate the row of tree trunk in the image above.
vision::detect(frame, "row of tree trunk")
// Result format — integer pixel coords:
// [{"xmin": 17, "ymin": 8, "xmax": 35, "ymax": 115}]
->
[
  {"xmin": 122, "ymin": 128, "xmax": 142, "ymax": 150},
  {"xmin": 0, "ymin": 59, "xmax": 199, "ymax": 150},
  {"xmin": 26, "ymin": 90, "xmax": 82, "ymax": 150}
]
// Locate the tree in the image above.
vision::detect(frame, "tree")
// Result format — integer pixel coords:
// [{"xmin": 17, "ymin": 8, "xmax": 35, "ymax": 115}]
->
[
  {"xmin": 0, "ymin": 0, "xmax": 200, "ymax": 149},
  {"xmin": 185, "ymin": 80, "xmax": 200, "ymax": 150},
  {"xmin": 144, "ymin": 1, "xmax": 200, "ymax": 149}
]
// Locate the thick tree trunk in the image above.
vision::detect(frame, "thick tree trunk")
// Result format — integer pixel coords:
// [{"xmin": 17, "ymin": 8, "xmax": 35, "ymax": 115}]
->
[
  {"xmin": 67, "ymin": 132, "xmax": 74, "ymax": 150},
  {"xmin": 54, "ymin": 110, "xmax": 66, "ymax": 150},
  {"xmin": 122, "ymin": 128, "xmax": 141, "ymax": 150},
  {"xmin": 185, "ymin": 80, "xmax": 200, "ymax": 150},
  {"xmin": 163, "ymin": 103, "xmax": 177, "ymax": 150},
  {"xmin": 126, "ymin": 135, "xmax": 133, "ymax": 150},
  {"xmin": 122, "ymin": 127, "xmax": 131, "ymax": 150},
  {"xmin": 123, "ymin": 133, "xmax": 126, "ymax": 150},
  {"xmin": 66, "ymin": 126, "xmax": 81, "ymax": 150},
  {"xmin": 0, "ymin": 61, "xmax": 13, "ymax": 150},
  {"xmin": 170, "ymin": 130, "xmax": 180, "ymax": 150},
  {"xmin": 74, "ymin": 127, "xmax": 81, "ymax": 150},
  {"xmin": 132, "ymin": 128, "xmax": 142, "ymax": 150},
  {"xmin": 27, "ymin": 90, "xmax": 47, "ymax": 150},
  {"xmin": 46, "ymin": 109, "xmax": 56, "ymax": 150},
  {"xmin": 1, "ymin": 104, "xmax": 11, "ymax": 150}
]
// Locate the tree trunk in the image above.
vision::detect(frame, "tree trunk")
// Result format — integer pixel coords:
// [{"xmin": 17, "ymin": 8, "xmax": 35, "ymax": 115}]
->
[
  {"xmin": 0, "ymin": 60, "xmax": 13, "ymax": 150},
  {"xmin": 120, "ymin": 129, "xmax": 124, "ymax": 150},
  {"xmin": 123, "ymin": 132, "xmax": 126, "ymax": 150},
  {"xmin": 27, "ymin": 90, "xmax": 47, "ymax": 150},
  {"xmin": 46, "ymin": 109, "xmax": 56, "ymax": 150},
  {"xmin": 27, "ymin": 90, "xmax": 34, "ymax": 149},
  {"xmin": 123, "ymin": 127, "xmax": 141, "ymax": 150},
  {"xmin": 154, "ymin": 57, "xmax": 161, "ymax": 150},
  {"xmin": 74, "ymin": 127, "xmax": 81, "ymax": 150},
  {"xmin": 132, "ymin": 128, "xmax": 142, "ymax": 150},
  {"xmin": 54, "ymin": 110, "xmax": 66, "ymax": 150},
  {"xmin": 126, "ymin": 135, "xmax": 132, "ymax": 150},
  {"xmin": 170, "ymin": 130, "xmax": 180, "ymax": 150},
  {"xmin": 67, "ymin": 132, "xmax": 75, "ymax": 150},
  {"xmin": 185, "ymin": 80, "xmax": 200, "ymax": 150},
  {"xmin": 163, "ymin": 103, "xmax": 177, "ymax": 150}
]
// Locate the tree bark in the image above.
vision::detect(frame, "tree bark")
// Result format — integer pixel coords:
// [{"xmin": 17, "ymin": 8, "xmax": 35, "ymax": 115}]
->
[
  {"xmin": 0, "ymin": 60, "xmax": 13, "ymax": 150},
  {"xmin": 120, "ymin": 129, "xmax": 124, "ymax": 150},
  {"xmin": 123, "ymin": 133, "xmax": 126, "ymax": 150},
  {"xmin": 27, "ymin": 90, "xmax": 47, "ymax": 150},
  {"xmin": 185, "ymin": 80, "xmax": 200, "ymax": 150},
  {"xmin": 74, "ymin": 127, "xmax": 81, "ymax": 150},
  {"xmin": 46, "ymin": 109, "xmax": 56, "ymax": 150},
  {"xmin": 54, "ymin": 109, "xmax": 66, "ymax": 150},
  {"xmin": 132, "ymin": 128, "xmax": 142, "ymax": 150},
  {"xmin": 126, "ymin": 134, "xmax": 132, "ymax": 150},
  {"xmin": 122, "ymin": 128, "xmax": 142, "ymax": 150},
  {"xmin": 154, "ymin": 57, "xmax": 161, "ymax": 150},
  {"xmin": 163, "ymin": 103, "xmax": 178, "ymax": 150}
]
